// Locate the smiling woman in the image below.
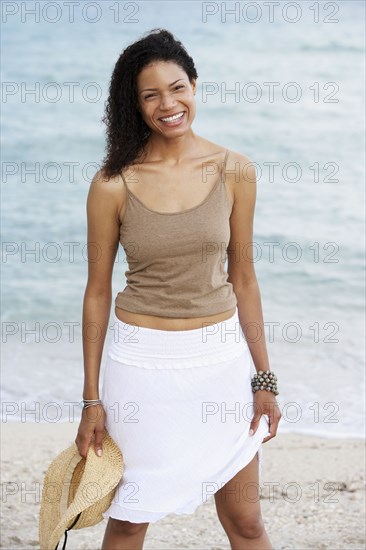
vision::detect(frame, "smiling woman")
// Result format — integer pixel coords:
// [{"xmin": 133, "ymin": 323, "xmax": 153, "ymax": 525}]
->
[
  {"xmin": 100, "ymin": 29, "xmax": 198, "ymax": 175},
  {"xmin": 136, "ymin": 61, "xmax": 196, "ymax": 135},
  {"xmin": 68, "ymin": 28, "xmax": 281, "ymax": 550}
]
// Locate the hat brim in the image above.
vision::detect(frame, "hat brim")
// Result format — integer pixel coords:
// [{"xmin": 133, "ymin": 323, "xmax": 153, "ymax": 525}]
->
[{"xmin": 39, "ymin": 428, "xmax": 124, "ymax": 550}]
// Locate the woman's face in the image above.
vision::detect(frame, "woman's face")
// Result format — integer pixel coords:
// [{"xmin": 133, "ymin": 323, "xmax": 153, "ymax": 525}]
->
[{"xmin": 136, "ymin": 60, "xmax": 196, "ymax": 138}]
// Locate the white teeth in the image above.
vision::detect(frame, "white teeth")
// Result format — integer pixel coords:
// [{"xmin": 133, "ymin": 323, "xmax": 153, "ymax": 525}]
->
[{"xmin": 161, "ymin": 112, "xmax": 184, "ymax": 122}]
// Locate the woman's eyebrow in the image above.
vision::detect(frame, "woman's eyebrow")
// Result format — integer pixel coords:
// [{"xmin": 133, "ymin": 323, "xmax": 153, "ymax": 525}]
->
[{"xmin": 139, "ymin": 79, "xmax": 185, "ymax": 94}]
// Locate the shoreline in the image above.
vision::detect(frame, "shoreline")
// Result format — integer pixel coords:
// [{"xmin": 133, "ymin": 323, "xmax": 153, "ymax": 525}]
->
[
  {"xmin": 3, "ymin": 416, "xmax": 365, "ymax": 440},
  {"xmin": 1, "ymin": 422, "xmax": 365, "ymax": 549}
]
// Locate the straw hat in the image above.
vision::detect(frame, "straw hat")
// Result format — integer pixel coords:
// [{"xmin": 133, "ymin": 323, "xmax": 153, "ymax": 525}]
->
[{"xmin": 39, "ymin": 427, "xmax": 124, "ymax": 550}]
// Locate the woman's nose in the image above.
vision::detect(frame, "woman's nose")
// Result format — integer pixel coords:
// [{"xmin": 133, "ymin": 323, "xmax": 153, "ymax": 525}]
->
[{"xmin": 159, "ymin": 92, "xmax": 176, "ymax": 110}]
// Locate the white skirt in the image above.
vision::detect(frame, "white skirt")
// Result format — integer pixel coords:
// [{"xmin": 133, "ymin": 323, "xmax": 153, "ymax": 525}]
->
[{"xmin": 101, "ymin": 306, "xmax": 270, "ymax": 524}]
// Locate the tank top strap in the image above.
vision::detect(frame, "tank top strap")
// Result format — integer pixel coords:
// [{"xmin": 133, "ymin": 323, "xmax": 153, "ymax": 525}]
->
[
  {"xmin": 120, "ymin": 167, "xmax": 138, "ymax": 200},
  {"xmin": 120, "ymin": 168, "xmax": 129, "ymax": 189},
  {"xmin": 221, "ymin": 149, "xmax": 229, "ymax": 183}
]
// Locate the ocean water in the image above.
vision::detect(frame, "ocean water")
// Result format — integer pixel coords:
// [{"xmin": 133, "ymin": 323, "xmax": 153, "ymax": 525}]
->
[{"xmin": 1, "ymin": 1, "xmax": 365, "ymax": 437}]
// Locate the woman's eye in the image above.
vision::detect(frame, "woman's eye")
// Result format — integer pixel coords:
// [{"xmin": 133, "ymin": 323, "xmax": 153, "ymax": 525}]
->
[{"xmin": 143, "ymin": 86, "xmax": 184, "ymax": 100}]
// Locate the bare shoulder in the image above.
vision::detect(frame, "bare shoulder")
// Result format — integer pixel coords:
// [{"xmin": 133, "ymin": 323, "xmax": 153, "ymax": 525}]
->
[
  {"xmin": 86, "ymin": 168, "xmax": 126, "ymax": 222},
  {"xmin": 88, "ymin": 168, "xmax": 125, "ymax": 195},
  {"xmin": 88, "ymin": 168, "xmax": 126, "ymax": 205},
  {"xmin": 225, "ymin": 148, "xmax": 257, "ymax": 184},
  {"xmin": 200, "ymin": 138, "xmax": 256, "ymax": 180},
  {"xmin": 223, "ymin": 149, "xmax": 257, "ymax": 211}
]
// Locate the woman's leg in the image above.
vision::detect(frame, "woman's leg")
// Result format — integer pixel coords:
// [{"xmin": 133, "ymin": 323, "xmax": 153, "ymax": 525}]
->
[
  {"xmin": 214, "ymin": 452, "xmax": 273, "ymax": 550},
  {"xmin": 101, "ymin": 517, "xmax": 149, "ymax": 550}
]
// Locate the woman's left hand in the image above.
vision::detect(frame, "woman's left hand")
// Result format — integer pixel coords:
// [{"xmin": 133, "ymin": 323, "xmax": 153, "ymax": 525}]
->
[{"xmin": 249, "ymin": 390, "xmax": 282, "ymax": 443}]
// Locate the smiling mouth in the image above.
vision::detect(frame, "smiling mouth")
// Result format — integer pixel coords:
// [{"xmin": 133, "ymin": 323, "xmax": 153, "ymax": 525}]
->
[{"xmin": 159, "ymin": 111, "xmax": 185, "ymax": 122}]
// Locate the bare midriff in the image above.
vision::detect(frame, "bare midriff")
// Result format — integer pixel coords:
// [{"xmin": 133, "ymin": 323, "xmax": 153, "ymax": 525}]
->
[{"xmin": 114, "ymin": 306, "xmax": 237, "ymax": 331}]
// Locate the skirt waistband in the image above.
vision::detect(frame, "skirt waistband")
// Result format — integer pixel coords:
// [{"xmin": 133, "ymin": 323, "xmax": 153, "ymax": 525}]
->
[{"xmin": 107, "ymin": 306, "xmax": 249, "ymax": 369}]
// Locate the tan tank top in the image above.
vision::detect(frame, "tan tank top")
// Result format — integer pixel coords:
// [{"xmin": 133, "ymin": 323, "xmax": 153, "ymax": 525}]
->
[{"xmin": 115, "ymin": 149, "xmax": 238, "ymax": 318}]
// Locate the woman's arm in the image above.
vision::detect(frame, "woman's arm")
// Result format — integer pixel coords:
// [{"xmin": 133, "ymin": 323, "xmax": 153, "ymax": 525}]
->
[
  {"xmin": 82, "ymin": 169, "xmax": 121, "ymax": 401},
  {"xmin": 226, "ymin": 152, "xmax": 281, "ymax": 442},
  {"xmin": 227, "ymin": 153, "xmax": 269, "ymax": 371},
  {"xmin": 75, "ymin": 169, "xmax": 124, "ymax": 458}
]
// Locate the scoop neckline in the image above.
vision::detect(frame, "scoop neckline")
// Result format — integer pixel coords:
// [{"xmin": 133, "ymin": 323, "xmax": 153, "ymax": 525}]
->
[{"xmin": 124, "ymin": 153, "xmax": 226, "ymax": 216}]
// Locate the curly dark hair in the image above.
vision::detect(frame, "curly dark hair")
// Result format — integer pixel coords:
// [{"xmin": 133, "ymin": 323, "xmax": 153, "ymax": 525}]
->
[{"xmin": 100, "ymin": 28, "xmax": 198, "ymax": 180}]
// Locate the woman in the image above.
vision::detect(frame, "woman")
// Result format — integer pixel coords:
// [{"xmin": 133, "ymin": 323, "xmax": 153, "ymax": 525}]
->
[{"xmin": 76, "ymin": 28, "xmax": 281, "ymax": 550}]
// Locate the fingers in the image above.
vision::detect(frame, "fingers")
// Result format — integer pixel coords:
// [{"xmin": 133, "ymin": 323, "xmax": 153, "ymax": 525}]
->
[
  {"xmin": 262, "ymin": 411, "xmax": 282, "ymax": 443},
  {"xmin": 262, "ymin": 431, "xmax": 275, "ymax": 443},
  {"xmin": 75, "ymin": 410, "xmax": 106, "ymax": 458},
  {"xmin": 75, "ymin": 431, "xmax": 92, "ymax": 459},
  {"xmin": 76, "ymin": 429, "xmax": 104, "ymax": 458},
  {"xmin": 249, "ymin": 394, "xmax": 282, "ymax": 444},
  {"xmin": 249, "ymin": 403, "xmax": 262, "ymax": 436},
  {"xmin": 249, "ymin": 409, "xmax": 282, "ymax": 444},
  {"xmin": 249, "ymin": 422, "xmax": 260, "ymax": 436},
  {"xmin": 94, "ymin": 427, "xmax": 104, "ymax": 457}
]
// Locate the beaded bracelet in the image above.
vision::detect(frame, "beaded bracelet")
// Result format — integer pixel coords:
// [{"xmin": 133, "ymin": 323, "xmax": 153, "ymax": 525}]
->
[{"xmin": 251, "ymin": 370, "xmax": 279, "ymax": 396}]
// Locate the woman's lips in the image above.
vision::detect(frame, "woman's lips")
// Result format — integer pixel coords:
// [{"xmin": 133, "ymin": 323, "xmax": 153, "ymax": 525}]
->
[{"xmin": 158, "ymin": 111, "xmax": 186, "ymax": 127}]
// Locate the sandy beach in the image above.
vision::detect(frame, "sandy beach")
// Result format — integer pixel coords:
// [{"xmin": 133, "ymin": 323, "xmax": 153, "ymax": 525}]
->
[{"xmin": 1, "ymin": 421, "xmax": 365, "ymax": 549}]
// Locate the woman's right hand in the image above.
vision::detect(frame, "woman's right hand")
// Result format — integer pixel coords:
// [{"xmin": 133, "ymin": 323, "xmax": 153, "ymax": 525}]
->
[{"xmin": 75, "ymin": 403, "xmax": 106, "ymax": 459}]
